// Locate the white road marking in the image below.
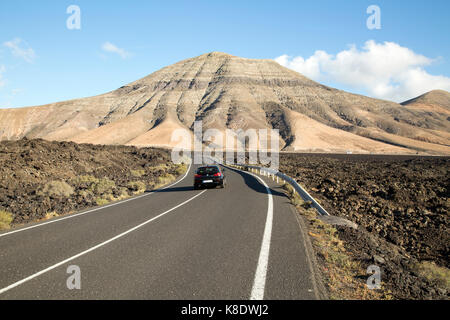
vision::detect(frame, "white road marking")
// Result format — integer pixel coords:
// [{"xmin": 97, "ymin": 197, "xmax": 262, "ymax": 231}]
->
[
  {"xmin": 0, "ymin": 188, "xmax": 207, "ymax": 295},
  {"xmin": 219, "ymin": 163, "xmax": 274, "ymax": 300},
  {"xmin": 0, "ymin": 162, "xmax": 192, "ymax": 238},
  {"xmin": 248, "ymin": 172, "xmax": 273, "ymax": 300}
]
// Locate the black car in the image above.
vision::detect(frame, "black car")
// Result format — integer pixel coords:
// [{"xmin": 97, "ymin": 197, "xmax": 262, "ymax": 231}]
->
[{"xmin": 194, "ymin": 165, "xmax": 226, "ymax": 189}]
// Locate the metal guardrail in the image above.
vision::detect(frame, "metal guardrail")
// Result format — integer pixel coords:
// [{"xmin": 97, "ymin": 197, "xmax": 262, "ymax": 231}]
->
[{"xmin": 207, "ymin": 157, "xmax": 330, "ymax": 216}]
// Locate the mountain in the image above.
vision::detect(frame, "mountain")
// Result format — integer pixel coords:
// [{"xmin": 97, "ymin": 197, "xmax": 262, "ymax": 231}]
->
[
  {"xmin": 0, "ymin": 52, "xmax": 449, "ymax": 154},
  {"xmin": 401, "ymin": 90, "xmax": 450, "ymax": 114}
]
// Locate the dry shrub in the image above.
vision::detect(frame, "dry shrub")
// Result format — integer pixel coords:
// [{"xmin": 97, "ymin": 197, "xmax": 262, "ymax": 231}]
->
[
  {"xmin": 0, "ymin": 210, "xmax": 13, "ymax": 230},
  {"xmin": 39, "ymin": 180, "xmax": 74, "ymax": 198}
]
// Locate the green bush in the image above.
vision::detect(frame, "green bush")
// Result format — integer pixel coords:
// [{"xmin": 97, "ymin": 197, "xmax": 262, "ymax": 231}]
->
[
  {"xmin": 175, "ymin": 164, "xmax": 188, "ymax": 176},
  {"xmin": 73, "ymin": 175, "xmax": 99, "ymax": 186},
  {"xmin": 78, "ymin": 190, "xmax": 93, "ymax": 199},
  {"xmin": 0, "ymin": 210, "xmax": 13, "ymax": 230},
  {"xmin": 127, "ymin": 181, "xmax": 146, "ymax": 194},
  {"xmin": 158, "ymin": 173, "xmax": 175, "ymax": 185},
  {"xmin": 93, "ymin": 178, "xmax": 116, "ymax": 194},
  {"xmin": 72, "ymin": 175, "xmax": 116, "ymax": 195},
  {"xmin": 45, "ymin": 211, "xmax": 59, "ymax": 220},
  {"xmin": 415, "ymin": 261, "xmax": 450, "ymax": 289},
  {"xmin": 95, "ymin": 197, "xmax": 110, "ymax": 206},
  {"xmin": 117, "ymin": 187, "xmax": 130, "ymax": 200},
  {"xmin": 39, "ymin": 180, "xmax": 74, "ymax": 198},
  {"xmin": 282, "ymin": 183, "xmax": 304, "ymax": 207},
  {"xmin": 130, "ymin": 169, "xmax": 146, "ymax": 177}
]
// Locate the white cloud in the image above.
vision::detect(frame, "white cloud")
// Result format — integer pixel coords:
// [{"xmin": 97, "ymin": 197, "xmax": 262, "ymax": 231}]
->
[
  {"xmin": 275, "ymin": 40, "xmax": 450, "ymax": 102},
  {"xmin": 3, "ymin": 38, "xmax": 36, "ymax": 63},
  {"xmin": 101, "ymin": 42, "xmax": 131, "ymax": 59}
]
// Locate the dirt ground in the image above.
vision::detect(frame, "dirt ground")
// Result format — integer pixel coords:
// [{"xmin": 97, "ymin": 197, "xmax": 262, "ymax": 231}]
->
[
  {"xmin": 279, "ymin": 153, "xmax": 449, "ymax": 299},
  {"xmin": 0, "ymin": 139, "xmax": 183, "ymax": 227}
]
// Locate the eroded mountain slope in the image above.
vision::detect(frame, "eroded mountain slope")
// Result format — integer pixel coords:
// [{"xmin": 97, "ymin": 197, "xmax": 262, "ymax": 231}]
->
[{"xmin": 0, "ymin": 52, "xmax": 448, "ymax": 154}]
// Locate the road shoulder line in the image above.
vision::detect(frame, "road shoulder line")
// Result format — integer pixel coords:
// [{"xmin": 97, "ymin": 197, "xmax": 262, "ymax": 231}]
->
[{"xmin": 221, "ymin": 164, "xmax": 274, "ymax": 300}]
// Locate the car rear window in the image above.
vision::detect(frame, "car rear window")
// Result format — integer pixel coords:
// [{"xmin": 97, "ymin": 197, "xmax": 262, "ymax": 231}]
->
[{"xmin": 197, "ymin": 167, "xmax": 219, "ymax": 175}]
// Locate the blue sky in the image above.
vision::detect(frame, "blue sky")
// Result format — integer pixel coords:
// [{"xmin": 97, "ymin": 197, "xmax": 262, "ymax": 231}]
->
[{"xmin": 0, "ymin": 0, "xmax": 449, "ymax": 107}]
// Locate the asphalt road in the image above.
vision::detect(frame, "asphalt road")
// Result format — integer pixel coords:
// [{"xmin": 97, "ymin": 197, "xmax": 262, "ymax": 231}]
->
[{"xmin": 0, "ymin": 162, "xmax": 321, "ymax": 300}]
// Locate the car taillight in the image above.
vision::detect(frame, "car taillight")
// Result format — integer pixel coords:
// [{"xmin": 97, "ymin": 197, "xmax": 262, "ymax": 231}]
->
[
  {"xmin": 213, "ymin": 173, "xmax": 221, "ymax": 177},
  {"xmin": 194, "ymin": 174, "xmax": 201, "ymax": 178}
]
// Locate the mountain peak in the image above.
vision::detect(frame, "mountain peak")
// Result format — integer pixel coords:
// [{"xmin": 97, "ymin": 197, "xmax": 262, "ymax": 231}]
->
[
  {"xmin": 203, "ymin": 51, "xmax": 235, "ymax": 57},
  {"xmin": 0, "ymin": 53, "xmax": 448, "ymax": 155},
  {"xmin": 401, "ymin": 89, "xmax": 450, "ymax": 108}
]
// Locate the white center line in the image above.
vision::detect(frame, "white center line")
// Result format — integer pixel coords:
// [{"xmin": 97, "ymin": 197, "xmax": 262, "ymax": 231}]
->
[{"xmin": 0, "ymin": 188, "xmax": 207, "ymax": 295}]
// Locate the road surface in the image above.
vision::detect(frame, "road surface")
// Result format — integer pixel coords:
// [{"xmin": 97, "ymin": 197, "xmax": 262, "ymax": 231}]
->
[{"xmin": 0, "ymin": 163, "xmax": 322, "ymax": 299}]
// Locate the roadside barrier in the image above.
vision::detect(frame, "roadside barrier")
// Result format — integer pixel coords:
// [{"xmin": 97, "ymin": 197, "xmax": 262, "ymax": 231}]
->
[{"xmin": 207, "ymin": 157, "xmax": 330, "ymax": 216}]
